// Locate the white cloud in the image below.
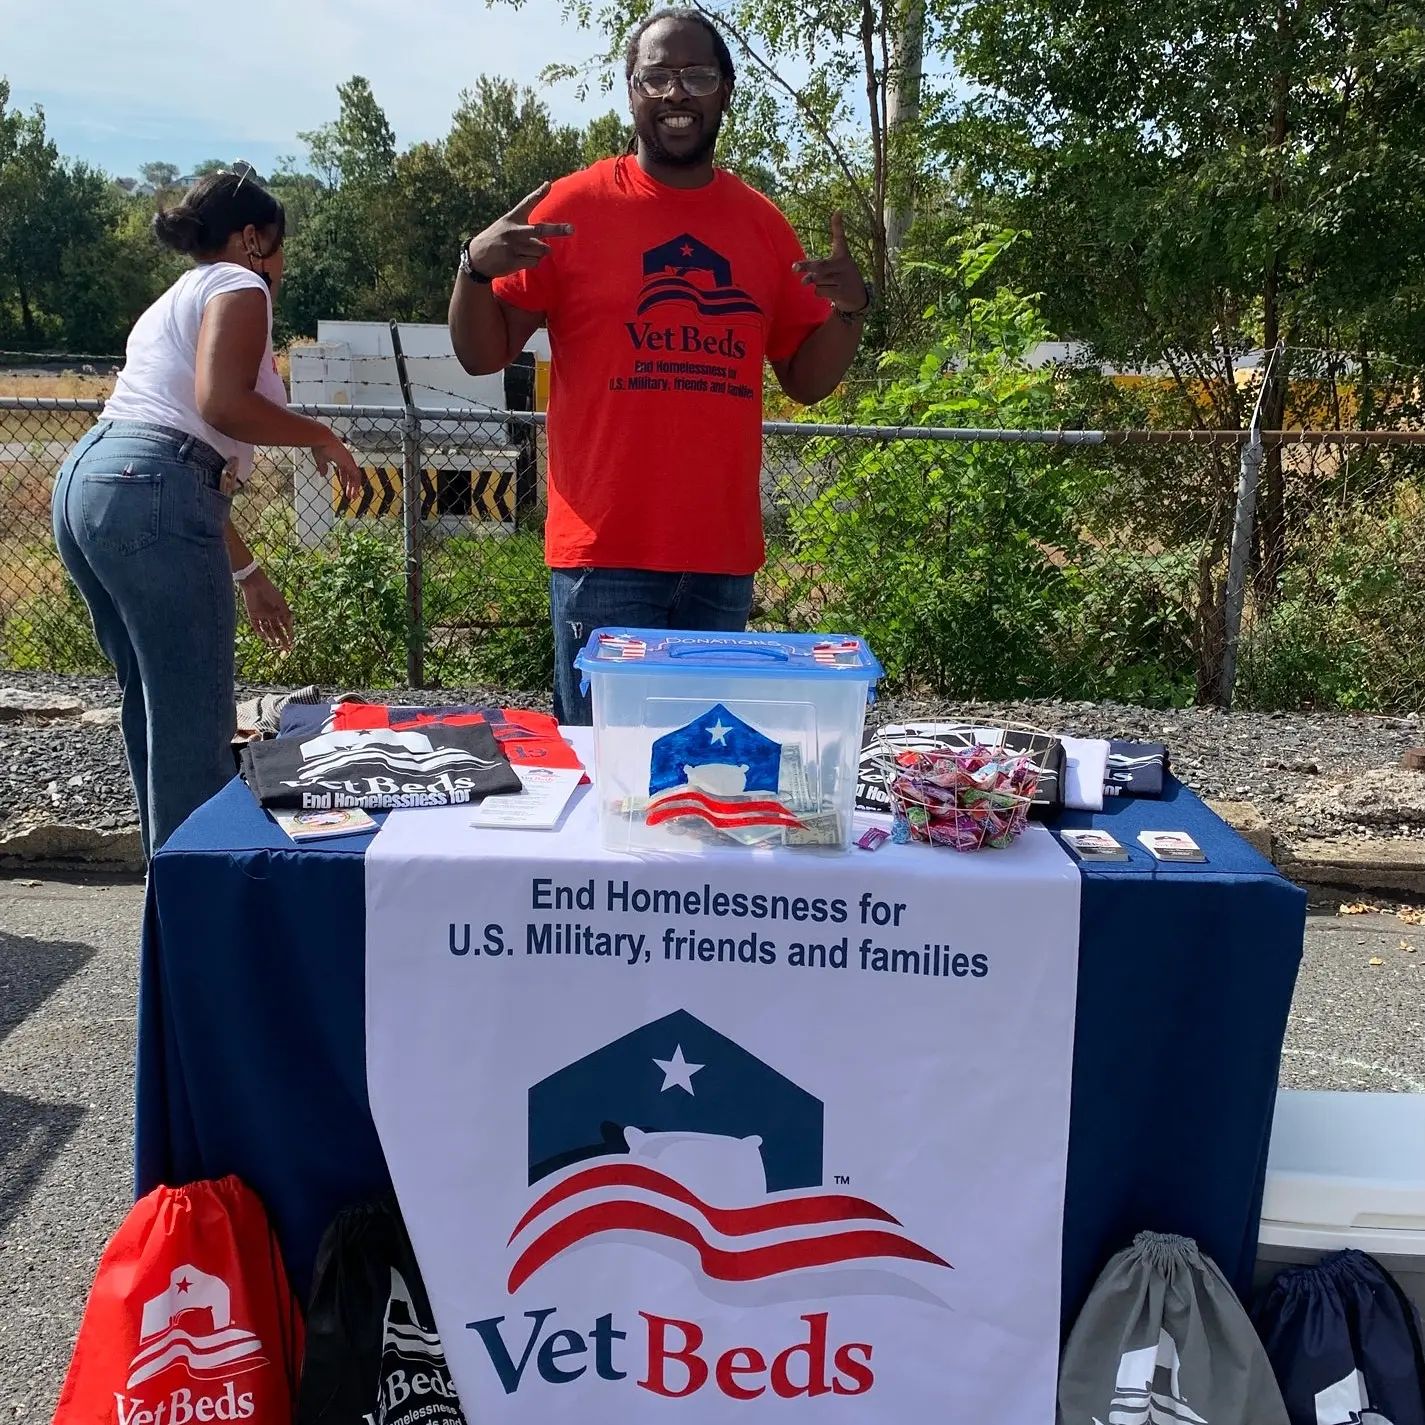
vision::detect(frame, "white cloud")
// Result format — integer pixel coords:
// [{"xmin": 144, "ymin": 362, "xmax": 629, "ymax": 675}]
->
[{"xmin": 1, "ymin": 0, "xmax": 622, "ymax": 173}]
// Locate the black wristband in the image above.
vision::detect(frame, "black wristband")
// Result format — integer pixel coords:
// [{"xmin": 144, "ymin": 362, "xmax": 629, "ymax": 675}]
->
[
  {"xmin": 459, "ymin": 239, "xmax": 493, "ymax": 285},
  {"xmin": 837, "ymin": 283, "xmax": 874, "ymax": 324}
]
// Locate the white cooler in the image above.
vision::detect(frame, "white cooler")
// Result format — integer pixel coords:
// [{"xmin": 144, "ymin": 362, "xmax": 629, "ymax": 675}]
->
[{"xmin": 1255, "ymin": 1089, "xmax": 1425, "ymax": 1315}]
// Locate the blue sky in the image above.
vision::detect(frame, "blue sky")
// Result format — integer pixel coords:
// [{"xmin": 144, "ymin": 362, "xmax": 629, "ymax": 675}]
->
[{"xmin": 1, "ymin": 0, "xmax": 613, "ymax": 179}]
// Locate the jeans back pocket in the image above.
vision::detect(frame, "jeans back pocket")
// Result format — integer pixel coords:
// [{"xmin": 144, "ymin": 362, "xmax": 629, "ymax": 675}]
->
[{"xmin": 79, "ymin": 470, "xmax": 162, "ymax": 556}]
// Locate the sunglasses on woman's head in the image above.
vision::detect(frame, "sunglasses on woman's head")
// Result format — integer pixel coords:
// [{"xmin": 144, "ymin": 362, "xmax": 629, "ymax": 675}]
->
[{"xmin": 229, "ymin": 160, "xmax": 256, "ymax": 195}]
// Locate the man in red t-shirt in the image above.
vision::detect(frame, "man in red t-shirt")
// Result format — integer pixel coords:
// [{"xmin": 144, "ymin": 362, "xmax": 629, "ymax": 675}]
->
[{"xmin": 449, "ymin": 7, "xmax": 870, "ymax": 723}]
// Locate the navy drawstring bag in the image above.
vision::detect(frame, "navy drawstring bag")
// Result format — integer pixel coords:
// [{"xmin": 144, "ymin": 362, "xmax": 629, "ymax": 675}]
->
[{"xmin": 1254, "ymin": 1249, "xmax": 1425, "ymax": 1425}]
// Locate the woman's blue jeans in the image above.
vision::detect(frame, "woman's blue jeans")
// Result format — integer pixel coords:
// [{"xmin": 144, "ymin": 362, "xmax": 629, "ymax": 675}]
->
[{"xmin": 52, "ymin": 421, "xmax": 237, "ymax": 858}]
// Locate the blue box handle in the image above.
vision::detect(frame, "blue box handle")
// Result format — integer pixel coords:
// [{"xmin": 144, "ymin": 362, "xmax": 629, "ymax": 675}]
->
[{"xmin": 667, "ymin": 643, "xmax": 791, "ymax": 663}]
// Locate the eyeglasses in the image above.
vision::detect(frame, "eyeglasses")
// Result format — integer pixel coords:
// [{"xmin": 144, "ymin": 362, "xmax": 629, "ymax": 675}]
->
[
  {"xmin": 230, "ymin": 159, "xmax": 257, "ymax": 195},
  {"xmin": 632, "ymin": 65, "xmax": 723, "ymax": 99}
]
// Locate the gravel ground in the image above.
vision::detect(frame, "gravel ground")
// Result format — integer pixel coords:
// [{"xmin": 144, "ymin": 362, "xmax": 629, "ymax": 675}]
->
[{"xmin": 2, "ymin": 671, "xmax": 1421, "ymax": 847}]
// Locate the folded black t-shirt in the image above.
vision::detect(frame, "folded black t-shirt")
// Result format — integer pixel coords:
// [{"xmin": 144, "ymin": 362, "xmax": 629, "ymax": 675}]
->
[
  {"xmin": 1104, "ymin": 739, "xmax": 1170, "ymax": 798},
  {"xmin": 241, "ymin": 721, "xmax": 521, "ymax": 811}
]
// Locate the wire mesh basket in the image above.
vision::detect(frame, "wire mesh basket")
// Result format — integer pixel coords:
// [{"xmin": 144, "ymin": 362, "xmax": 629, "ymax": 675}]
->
[{"xmin": 868, "ymin": 730, "xmax": 1045, "ymax": 851}]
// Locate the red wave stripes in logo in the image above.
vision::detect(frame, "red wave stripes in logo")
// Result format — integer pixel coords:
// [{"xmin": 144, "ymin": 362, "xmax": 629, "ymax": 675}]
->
[
  {"xmin": 645, "ymin": 787, "xmax": 804, "ymax": 833},
  {"xmin": 506, "ymin": 1163, "xmax": 949, "ymax": 1293}
]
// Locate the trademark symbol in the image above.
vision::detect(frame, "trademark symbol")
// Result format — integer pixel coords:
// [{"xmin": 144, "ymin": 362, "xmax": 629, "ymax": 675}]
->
[{"xmin": 834, "ymin": 1173, "xmax": 851, "ymax": 1186}]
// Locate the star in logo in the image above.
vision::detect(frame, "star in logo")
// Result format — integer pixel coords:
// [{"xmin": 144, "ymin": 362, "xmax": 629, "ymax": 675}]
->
[
  {"xmin": 653, "ymin": 1044, "xmax": 704, "ymax": 1094},
  {"xmin": 680, "ymin": 242, "xmax": 694, "ymax": 258},
  {"xmin": 706, "ymin": 718, "xmax": 731, "ymax": 744},
  {"xmin": 176, "ymin": 1276, "xmax": 191, "ymax": 1294}
]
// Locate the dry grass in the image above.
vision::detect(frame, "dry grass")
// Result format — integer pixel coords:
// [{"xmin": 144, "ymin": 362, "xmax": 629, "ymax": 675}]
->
[
  {"xmin": 0, "ymin": 372, "xmax": 110, "ymax": 448},
  {"xmin": 0, "ymin": 371, "xmax": 115, "ymax": 399}
]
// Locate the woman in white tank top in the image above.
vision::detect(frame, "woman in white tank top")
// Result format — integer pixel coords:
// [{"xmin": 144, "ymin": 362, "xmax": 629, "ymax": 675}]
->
[{"xmin": 51, "ymin": 168, "xmax": 364, "ymax": 857}]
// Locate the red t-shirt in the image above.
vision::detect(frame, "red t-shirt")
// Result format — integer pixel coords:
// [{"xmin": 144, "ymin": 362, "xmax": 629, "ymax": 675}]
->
[{"xmin": 494, "ymin": 157, "xmax": 831, "ymax": 575}]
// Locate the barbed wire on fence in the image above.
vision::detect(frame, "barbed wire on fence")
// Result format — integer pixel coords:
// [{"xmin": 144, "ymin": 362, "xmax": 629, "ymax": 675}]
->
[{"xmin": 2, "ymin": 395, "xmax": 1423, "ymax": 714}]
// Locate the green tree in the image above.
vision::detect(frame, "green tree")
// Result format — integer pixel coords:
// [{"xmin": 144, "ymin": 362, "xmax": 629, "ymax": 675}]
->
[
  {"xmin": 139, "ymin": 160, "xmax": 182, "ymax": 197},
  {"xmin": 300, "ymin": 76, "xmax": 396, "ymax": 190},
  {"xmin": 446, "ymin": 78, "xmax": 583, "ymax": 207},
  {"xmin": 276, "ymin": 75, "xmax": 610, "ymax": 335},
  {"xmin": 582, "ymin": 109, "xmax": 629, "ymax": 163},
  {"xmin": 787, "ymin": 233, "xmax": 1111, "ymax": 695},
  {"xmin": 389, "ymin": 139, "xmax": 478, "ymax": 321},
  {"xmin": 939, "ymin": 0, "xmax": 1425, "ymax": 596},
  {"xmin": 522, "ymin": 0, "xmax": 947, "ymax": 303},
  {"xmin": 279, "ymin": 78, "xmax": 402, "ymax": 331},
  {"xmin": 0, "ymin": 80, "xmax": 155, "ymax": 349}
]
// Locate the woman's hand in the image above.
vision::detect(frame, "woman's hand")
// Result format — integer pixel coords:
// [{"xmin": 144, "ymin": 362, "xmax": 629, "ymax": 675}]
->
[
  {"xmin": 314, "ymin": 435, "xmax": 364, "ymax": 506},
  {"xmin": 241, "ymin": 570, "xmax": 294, "ymax": 650}
]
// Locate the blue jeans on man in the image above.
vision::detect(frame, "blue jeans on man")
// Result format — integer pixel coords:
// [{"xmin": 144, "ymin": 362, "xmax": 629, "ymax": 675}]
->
[
  {"xmin": 52, "ymin": 422, "xmax": 238, "ymax": 857},
  {"xmin": 549, "ymin": 567, "xmax": 755, "ymax": 725}
]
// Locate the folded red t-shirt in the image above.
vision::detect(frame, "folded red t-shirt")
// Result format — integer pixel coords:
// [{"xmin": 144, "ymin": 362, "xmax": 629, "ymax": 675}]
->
[{"xmin": 330, "ymin": 703, "xmax": 586, "ymax": 777}]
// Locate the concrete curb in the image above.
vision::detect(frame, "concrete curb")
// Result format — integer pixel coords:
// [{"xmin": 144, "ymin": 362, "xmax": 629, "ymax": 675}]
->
[
  {"xmin": 1205, "ymin": 799, "xmax": 1275, "ymax": 860},
  {"xmin": 1276, "ymin": 837, "xmax": 1425, "ymax": 896},
  {"xmin": 0, "ymin": 822, "xmax": 144, "ymax": 876}
]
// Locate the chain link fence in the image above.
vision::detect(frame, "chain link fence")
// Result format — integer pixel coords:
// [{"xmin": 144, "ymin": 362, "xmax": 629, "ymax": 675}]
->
[{"xmin": 3, "ymin": 394, "xmax": 1424, "ymax": 713}]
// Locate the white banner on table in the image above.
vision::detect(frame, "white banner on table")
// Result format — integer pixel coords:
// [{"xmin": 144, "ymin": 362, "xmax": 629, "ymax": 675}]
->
[{"xmin": 366, "ymin": 766, "xmax": 1080, "ymax": 1424}]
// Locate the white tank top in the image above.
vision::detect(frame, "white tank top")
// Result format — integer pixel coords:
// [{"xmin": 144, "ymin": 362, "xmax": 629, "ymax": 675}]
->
[{"xmin": 102, "ymin": 262, "xmax": 289, "ymax": 484}]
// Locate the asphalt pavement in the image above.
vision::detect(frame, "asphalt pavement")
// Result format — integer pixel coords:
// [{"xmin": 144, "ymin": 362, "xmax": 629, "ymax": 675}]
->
[{"xmin": 1, "ymin": 873, "xmax": 1421, "ymax": 1416}]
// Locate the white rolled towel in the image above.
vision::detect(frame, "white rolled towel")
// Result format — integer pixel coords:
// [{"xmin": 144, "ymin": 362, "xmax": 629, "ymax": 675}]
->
[{"xmin": 1060, "ymin": 736, "xmax": 1110, "ymax": 812}]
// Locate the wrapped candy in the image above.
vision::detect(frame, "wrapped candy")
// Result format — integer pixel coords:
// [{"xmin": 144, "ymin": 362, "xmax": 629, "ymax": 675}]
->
[{"xmin": 881, "ymin": 743, "xmax": 1040, "ymax": 853}]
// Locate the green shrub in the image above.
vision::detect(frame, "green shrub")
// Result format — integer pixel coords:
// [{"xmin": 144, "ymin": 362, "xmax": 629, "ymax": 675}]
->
[
  {"xmin": 237, "ymin": 525, "xmax": 408, "ymax": 686},
  {"xmin": 1, "ymin": 576, "xmax": 105, "ymax": 673},
  {"xmin": 787, "ymin": 234, "xmax": 1097, "ymax": 697},
  {"xmin": 1239, "ymin": 483, "xmax": 1425, "ymax": 712}
]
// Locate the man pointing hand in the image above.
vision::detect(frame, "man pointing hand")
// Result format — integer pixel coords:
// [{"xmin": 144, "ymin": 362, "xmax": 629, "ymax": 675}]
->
[
  {"xmin": 449, "ymin": 6, "xmax": 870, "ymax": 724},
  {"xmin": 460, "ymin": 184, "xmax": 576, "ymax": 282},
  {"xmin": 794, "ymin": 213, "xmax": 869, "ymax": 314}
]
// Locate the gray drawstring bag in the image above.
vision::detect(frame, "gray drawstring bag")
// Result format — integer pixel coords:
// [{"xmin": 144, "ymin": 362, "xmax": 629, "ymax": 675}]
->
[{"xmin": 1059, "ymin": 1231, "xmax": 1289, "ymax": 1424}]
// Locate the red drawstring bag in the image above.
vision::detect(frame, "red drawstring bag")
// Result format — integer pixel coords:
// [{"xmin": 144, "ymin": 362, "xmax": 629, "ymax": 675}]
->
[{"xmin": 54, "ymin": 1177, "xmax": 303, "ymax": 1425}]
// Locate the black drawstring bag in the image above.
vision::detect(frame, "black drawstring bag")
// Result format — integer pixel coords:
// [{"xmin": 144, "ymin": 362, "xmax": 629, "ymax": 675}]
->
[
  {"xmin": 1254, "ymin": 1249, "xmax": 1425, "ymax": 1425},
  {"xmin": 297, "ymin": 1197, "xmax": 467, "ymax": 1425}
]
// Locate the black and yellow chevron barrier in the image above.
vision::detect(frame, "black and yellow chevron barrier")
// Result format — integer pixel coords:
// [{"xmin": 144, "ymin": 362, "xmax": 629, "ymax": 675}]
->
[{"xmin": 333, "ymin": 466, "xmax": 515, "ymax": 522}]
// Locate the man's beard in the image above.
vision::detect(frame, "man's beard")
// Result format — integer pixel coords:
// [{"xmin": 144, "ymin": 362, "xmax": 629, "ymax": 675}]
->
[{"xmin": 636, "ymin": 111, "xmax": 722, "ymax": 167}]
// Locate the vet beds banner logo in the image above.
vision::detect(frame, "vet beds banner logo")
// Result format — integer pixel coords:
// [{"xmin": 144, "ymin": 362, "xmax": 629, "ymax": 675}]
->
[
  {"xmin": 465, "ymin": 1009, "xmax": 950, "ymax": 1402},
  {"xmin": 512, "ymin": 1009, "xmax": 947, "ymax": 1292},
  {"xmin": 365, "ymin": 809, "xmax": 1080, "ymax": 1421}
]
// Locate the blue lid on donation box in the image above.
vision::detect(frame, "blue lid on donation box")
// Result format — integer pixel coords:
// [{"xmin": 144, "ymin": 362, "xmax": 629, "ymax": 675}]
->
[{"xmin": 574, "ymin": 629, "xmax": 884, "ymax": 694}]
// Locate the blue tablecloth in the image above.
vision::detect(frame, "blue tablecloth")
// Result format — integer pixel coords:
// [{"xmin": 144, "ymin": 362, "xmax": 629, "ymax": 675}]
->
[{"xmin": 139, "ymin": 774, "xmax": 1304, "ymax": 1331}]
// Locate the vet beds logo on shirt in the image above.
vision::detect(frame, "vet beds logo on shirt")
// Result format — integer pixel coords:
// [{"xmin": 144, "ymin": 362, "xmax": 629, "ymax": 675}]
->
[
  {"xmin": 638, "ymin": 234, "xmax": 762, "ymax": 320},
  {"xmin": 508, "ymin": 1008, "xmax": 948, "ymax": 1295},
  {"xmin": 290, "ymin": 728, "xmax": 502, "ymax": 784}
]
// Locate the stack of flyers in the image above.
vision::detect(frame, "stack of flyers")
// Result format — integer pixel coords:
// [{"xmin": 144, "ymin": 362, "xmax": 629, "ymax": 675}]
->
[
  {"xmin": 273, "ymin": 807, "xmax": 377, "ymax": 842},
  {"xmin": 470, "ymin": 765, "xmax": 584, "ymax": 830},
  {"xmin": 1059, "ymin": 828, "xmax": 1129, "ymax": 862},
  {"xmin": 1137, "ymin": 830, "xmax": 1207, "ymax": 863}
]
